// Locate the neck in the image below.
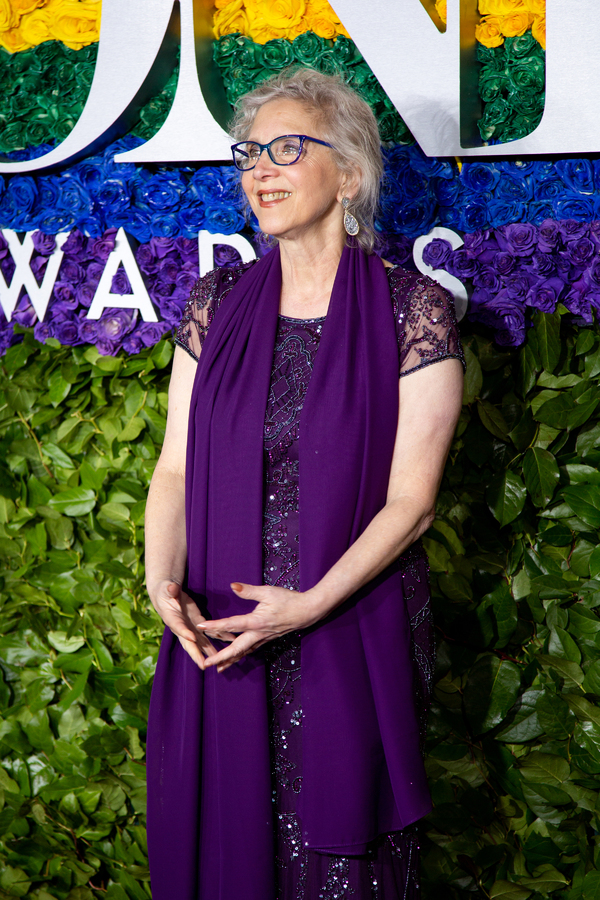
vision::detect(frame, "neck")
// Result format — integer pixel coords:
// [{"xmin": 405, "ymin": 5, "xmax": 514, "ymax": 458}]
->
[{"xmin": 278, "ymin": 230, "xmax": 347, "ymax": 319}]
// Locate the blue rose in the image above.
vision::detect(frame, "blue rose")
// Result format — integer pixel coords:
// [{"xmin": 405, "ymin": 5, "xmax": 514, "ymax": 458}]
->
[
  {"xmin": 487, "ymin": 199, "xmax": 527, "ymax": 228},
  {"xmin": 203, "ymin": 204, "xmax": 246, "ymax": 235},
  {"xmin": 177, "ymin": 204, "xmax": 206, "ymax": 239},
  {"xmin": 406, "ymin": 144, "xmax": 454, "ymax": 180},
  {"xmin": 150, "ymin": 213, "xmax": 181, "ymax": 238},
  {"xmin": 535, "ymin": 177, "xmax": 568, "ymax": 201},
  {"xmin": 458, "ymin": 199, "xmax": 490, "ymax": 232},
  {"xmin": 461, "ymin": 163, "xmax": 499, "ymax": 194},
  {"xmin": 40, "ymin": 211, "xmax": 76, "ymax": 233},
  {"xmin": 554, "ymin": 197, "xmax": 594, "ymax": 221},
  {"xmin": 555, "ymin": 159, "xmax": 594, "ymax": 194},
  {"xmin": 135, "ymin": 171, "xmax": 186, "ymax": 213},
  {"xmin": 96, "ymin": 178, "xmax": 131, "ymax": 216},
  {"xmin": 75, "ymin": 214, "xmax": 105, "ymax": 238},
  {"xmin": 0, "ymin": 176, "xmax": 39, "ymax": 228},
  {"xmin": 527, "ymin": 200, "xmax": 555, "ymax": 226},
  {"xmin": 495, "ymin": 174, "xmax": 532, "ymax": 203},
  {"xmin": 433, "ymin": 177, "xmax": 460, "ymax": 206},
  {"xmin": 392, "ymin": 197, "xmax": 436, "ymax": 239},
  {"xmin": 56, "ymin": 174, "xmax": 94, "ymax": 215}
]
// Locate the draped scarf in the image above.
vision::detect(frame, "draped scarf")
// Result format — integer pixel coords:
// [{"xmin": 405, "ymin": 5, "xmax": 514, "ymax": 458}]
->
[{"xmin": 147, "ymin": 245, "xmax": 431, "ymax": 900}]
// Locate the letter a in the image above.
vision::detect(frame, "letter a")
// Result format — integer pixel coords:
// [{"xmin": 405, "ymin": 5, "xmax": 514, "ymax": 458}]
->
[{"xmin": 87, "ymin": 229, "xmax": 158, "ymax": 322}]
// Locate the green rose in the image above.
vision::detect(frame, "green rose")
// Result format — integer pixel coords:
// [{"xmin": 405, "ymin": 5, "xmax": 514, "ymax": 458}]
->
[
  {"xmin": 510, "ymin": 57, "xmax": 545, "ymax": 93},
  {"xmin": 500, "ymin": 113, "xmax": 541, "ymax": 142},
  {"xmin": 505, "ymin": 32, "xmax": 544, "ymax": 61},
  {"xmin": 262, "ymin": 39, "xmax": 295, "ymax": 70},
  {"xmin": 0, "ymin": 121, "xmax": 28, "ymax": 153},
  {"xmin": 231, "ymin": 38, "xmax": 264, "ymax": 70},
  {"xmin": 292, "ymin": 32, "xmax": 330, "ymax": 66},
  {"xmin": 316, "ymin": 53, "xmax": 345, "ymax": 78},
  {"xmin": 479, "ymin": 69, "xmax": 509, "ymax": 102},
  {"xmin": 478, "ymin": 97, "xmax": 511, "ymax": 141},
  {"xmin": 213, "ymin": 33, "xmax": 244, "ymax": 66},
  {"xmin": 476, "ymin": 43, "xmax": 504, "ymax": 70},
  {"xmin": 508, "ymin": 86, "xmax": 544, "ymax": 117},
  {"xmin": 378, "ymin": 108, "xmax": 413, "ymax": 145},
  {"xmin": 331, "ymin": 36, "xmax": 362, "ymax": 66}
]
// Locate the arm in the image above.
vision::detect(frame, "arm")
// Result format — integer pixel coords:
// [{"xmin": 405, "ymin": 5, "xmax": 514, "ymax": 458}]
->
[
  {"xmin": 145, "ymin": 346, "xmax": 222, "ymax": 668},
  {"xmin": 201, "ymin": 356, "xmax": 464, "ymax": 671}
]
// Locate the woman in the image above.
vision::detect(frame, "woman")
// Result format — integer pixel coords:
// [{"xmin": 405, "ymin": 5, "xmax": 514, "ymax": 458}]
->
[{"xmin": 144, "ymin": 68, "xmax": 464, "ymax": 900}]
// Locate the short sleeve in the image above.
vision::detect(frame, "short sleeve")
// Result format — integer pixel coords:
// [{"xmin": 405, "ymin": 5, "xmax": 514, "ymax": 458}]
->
[
  {"xmin": 174, "ymin": 261, "xmax": 258, "ymax": 362},
  {"xmin": 388, "ymin": 269, "xmax": 466, "ymax": 378}
]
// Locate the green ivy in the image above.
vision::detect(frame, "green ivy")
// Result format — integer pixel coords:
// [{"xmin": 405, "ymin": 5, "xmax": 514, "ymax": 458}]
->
[{"xmin": 1, "ymin": 312, "xmax": 600, "ymax": 899}]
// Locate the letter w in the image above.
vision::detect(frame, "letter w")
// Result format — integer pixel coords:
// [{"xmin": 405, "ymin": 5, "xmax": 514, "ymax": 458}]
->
[{"xmin": 0, "ymin": 231, "xmax": 69, "ymax": 322}]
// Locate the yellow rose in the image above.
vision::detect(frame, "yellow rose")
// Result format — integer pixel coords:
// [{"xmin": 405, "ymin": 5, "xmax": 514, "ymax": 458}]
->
[
  {"xmin": 0, "ymin": 0, "xmax": 16, "ymax": 31},
  {"xmin": 0, "ymin": 24, "xmax": 31, "ymax": 51},
  {"xmin": 525, "ymin": 0, "xmax": 544, "ymax": 14},
  {"xmin": 475, "ymin": 15, "xmax": 504, "ymax": 47},
  {"xmin": 250, "ymin": 22, "xmax": 287, "ymax": 43},
  {"xmin": 435, "ymin": 0, "xmax": 447, "ymax": 25},
  {"xmin": 45, "ymin": 0, "xmax": 100, "ymax": 49},
  {"xmin": 213, "ymin": 0, "xmax": 250, "ymax": 38},
  {"xmin": 303, "ymin": 11, "xmax": 338, "ymax": 39},
  {"xmin": 500, "ymin": 11, "xmax": 533, "ymax": 36},
  {"xmin": 19, "ymin": 6, "xmax": 53, "ymax": 44},
  {"xmin": 12, "ymin": 0, "xmax": 46, "ymax": 21},
  {"xmin": 254, "ymin": 0, "xmax": 305, "ymax": 32},
  {"xmin": 479, "ymin": 0, "xmax": 526, "ymax": 14},
  {"xmin": 531, "ymin": 12, "xmax": 545, "ymax": 48}
]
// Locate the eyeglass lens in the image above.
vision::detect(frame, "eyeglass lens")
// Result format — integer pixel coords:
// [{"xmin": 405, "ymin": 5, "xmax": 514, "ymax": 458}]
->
[{"xmin": 234, "ymin": 136, "xmax": 304, "ymax": 169}]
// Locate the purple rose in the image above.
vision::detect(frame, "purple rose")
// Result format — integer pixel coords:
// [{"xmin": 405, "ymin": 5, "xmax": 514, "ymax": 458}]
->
[
  {"xmin": 12, "ymin": 296, "xmax": 37, "ymax": 328},
  {"xmin": 149, "ymin": 237, "xmax": 176, "ymax": 259},
  {"xmin": 176, "ymin": 269, "xmax": 199, "ymax": 295},
  {"xmin": 91, "ymin": 229, "xmax": 118, "ymax": 262},
  {"xmin": 62, "ymin": 229, "xmax": 90, "ymax": 262},
  {"xmin": 156, "ymin": 299, "xmax": 182, "ymax": 327},
  {"xmin": 96, "ymin": 338, "xmax": 119, "ymax": 356},
  {"xmin": 584, "ymin": 257, "xmax": 600, "ymax": 290},
  {"xmin": 531, "ymin": 252, "xmax": 557, "ymax": 277},
  {"xmin": 558, "ymin": 219, "xmax": 590, "ymax": 243},
  {"xmin": 473, "ymin": 267, "xmax": 501, "ymax": 293},
  {"xmin": 156, "ymin": 259, "xmax": 179, "ymax": 283},
  {"xmin": 174, "ymin": 237, "xmax": 198, "ymax": 265},
  {"xmin": 53, "ymin": 283, "xmax": 78, "ymax": 308},
  {"xmin": 0, "ymin": 233, "xmax": 7, "ymax": 258},
  {"xmin": 378, "ymin": 234, "xmax": 414, "ymax": 268},
  {"xmin": 136, "ymin": 322, "xmax": 170, "ymax": 347},
  {"xmin": 75, "ymin": 283, "xmax": 96, "ymax": 308},
  {"xmin": 136, "ymin": 244, "xmax": 160, "ymax": 274},
  {"xmin": 213, "ymin": 244, "xmax": 243, "ymax": 268},
  {"xmin": 422, "ymin": 238, "xmax": 452, "ymax": 270},
  {"xmin": 78, "ymin": 317, "xmax": 98, "ymax": 343},
  {"xmin": 445, "ymin": 249, "xmax": 480, "ymax": 280},
  {"xmin": 564, "ymin": 278, "xmax": 597, "ymax": 323},
  {"xmin": 589, "ymin": 221, "xmax": 600, "ymax": 249},
  {"xmin": 96, "ymin": 308, "xmax": 135, "ymax": 341},
  {"xmin": 491, "ymin": 251, "xmax": 516, "ymax": 276},
  {"xmin": 469, "ymin": 287, "xmax": 526, "ymax": 347},
  {"xmin": 562, "ymin": 237, "xmax": 595, "ymax": 268},
  {"xmin": 111, "ymin": 270, "xmax": 132, "ymax": 294},
  {"xmin": 537, "ymin": 219, "xmax": 561, "ymax": 252},
  {"xmin": 122, "ymin": 334, "xmax": 144, "ymax": 354},
  {"xmin": 51, "ymin": 314, "xmax": 81, "ymax": 346},
  {"xmin": 83, "ymin": 263, "xmax": 105, "ymax": 289},
  {"xmin": 525, "ymin": 277, "xmax": 566, "ymax": 313},
  {"xmin": 34, "ymin": 321, "xmax": 51, "ymax": 343},
  {"xmin": 505, "ymin": 273, "xmax": 533, "ymax": 299},
  {"xmin": 32, "ymin": 232, "xmax": 57, "ymax": 256},
  {"xmin": 497, "ymin": 223, "xmax": 537, "ymax": 256}
]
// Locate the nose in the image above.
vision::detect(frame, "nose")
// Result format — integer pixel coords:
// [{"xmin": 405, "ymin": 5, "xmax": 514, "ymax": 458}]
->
[{"xmin": 252, "ymin": 147, "xmax": 277, "ymax": 177}]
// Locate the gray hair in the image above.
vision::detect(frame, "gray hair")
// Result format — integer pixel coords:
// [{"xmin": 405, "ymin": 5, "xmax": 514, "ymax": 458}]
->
[{"xmin": 229, "ymin": 67, "xmax": 383, "ymax": 253}]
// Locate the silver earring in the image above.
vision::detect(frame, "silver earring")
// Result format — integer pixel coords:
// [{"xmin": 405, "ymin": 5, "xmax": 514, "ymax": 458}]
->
[{"xmin": 342, "ymin": 197, "xmax": 359, "ymax": 236}]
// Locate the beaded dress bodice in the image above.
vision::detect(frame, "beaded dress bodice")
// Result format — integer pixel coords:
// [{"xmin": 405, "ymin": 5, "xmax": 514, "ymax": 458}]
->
[{"xmin": 175, "ymin": 261, "xmax": 464, "ymax": 900}]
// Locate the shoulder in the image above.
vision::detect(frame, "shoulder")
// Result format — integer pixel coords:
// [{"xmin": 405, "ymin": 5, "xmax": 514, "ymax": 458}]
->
[
  {"xmin": 386, "ymin": 265, "xmax": 454, "ymax": 315},
  {"xmin": 189, "ymin": 259, "xmax": 260, "ymax": 309}
]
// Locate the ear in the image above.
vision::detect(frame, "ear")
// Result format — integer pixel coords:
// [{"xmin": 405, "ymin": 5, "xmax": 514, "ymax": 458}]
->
[{"xmin": 337, "ymin": 168, "xmax": 361, "ymax": 204}]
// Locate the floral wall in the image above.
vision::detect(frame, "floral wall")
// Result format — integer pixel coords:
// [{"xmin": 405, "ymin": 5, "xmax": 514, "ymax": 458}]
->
[{"xmin": 1, "ymin": 2, "xmax": 600, "ymax": 900}]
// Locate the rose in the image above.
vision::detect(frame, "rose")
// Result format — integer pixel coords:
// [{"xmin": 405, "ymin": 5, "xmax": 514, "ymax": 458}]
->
[
  {"xmin": 495, "ymin": 173, "xmax": 532, "ymax": 202},
  {"xmin": 90, "ymin": 229, "xmax": 117, "ymax": 262},
  {"xmin": 34, "ymin": 320, "xmax": 51, "ymax": 343},
  {"xmin": 558, "ymin": 220, "xmax": 591, "ymax": 243},
  {"xmin": 527, "ymin": 201, "xmax": 555, "ymax": 226},
  {"xmin": 0, "ymin": 0, "xmax": 15, "ymax": 30},
  {"xmin": 479, "ymin": 0, "xmax": 525, "ymax": 13},
  {"xmin": 507, "ymin": 88, "xmax": 543, "ymax": 117},
  {"xmin": 536, "ymin": 178, "xmax": 568, "ymax": 201},
  {"xmin": 461, "ymin": 162, "xmax": 500, "ymax": 194},
  {"xmin": 497, "ymin": 222, "xmax": 537, "ymax": 256},
  {"xmin": 203, "ymin": 205, "xmax": 246, "ymax": 235},
  {"xmin": 537, "ymin": 219, "xmax": 561, "ymax": 252},
  {"xmin": 491, "ymin": 251, "xmax": 517, "ymax": 276},
  {"xmin": 134, "ymin": 171, "xmax": 186, "ymax": 213},
  {"xmin": 584, "ymin": 257, "xmax": 600, "ymax": 291},
  {"xmin": 445, "ymin": 249, "xmax": 480, "ymax": 280},
  {"xmin": 85, "ymin": 262, "xmax": 105, "ymax": 286},
  {"xmin": 56, "ymin": 175, "xmax": 93, "ymax": 215},
  {"xmin": 475, "ymin": 16, "xmax": 504, "ymax": 48},
  {"xmin": 150, "ymin": 214, "xmax": 181, "ymax": 238},
  {"xmin": 478, "ymin": 98, "xmax": 511, "ymax": 140},
  {"xmin": 509, "ymin": 58, "xmax": 545, "ymax": 93},
  {"xmin": 500, "ymin": 12, "xmax": 533, "ymax": 37},
  {"xmin": 78, "ymin": 316, "xmax": 98, "ymax": 344},
  {"xmin": 32, "ymin": 231, "xmax": 56, "ymax": 255},
  {"xmin": 555, "ymin": 159, "xmax": 595, "ymax": 195},
  {"xmin": 504, "ymin": 31, "xmax": 539, "ymax": 59},
  {"xmin": 531, "ymin": 14, "xmax": 545, "ymax": 49},
  {"xmin": 392, "ymin": 198, "xmax": 436, "ymax": 240},
  {"xmin": 12, "ymin": 296, "xmax": 37, "ymax": 328},
  {"xmin": 255, "ymin": 0, "xmax": 306, "ymax": 31},
  {"xmin": 433, "ymin": 178, "xmax": 460, "ymax": 207},
  {"xmin": 48, "ymin": 1, "xmax": 101, "ymax": 50},
  {"xmin": 96, "ymin": 308, "xmax": 135, "ymax": 343},
  {"xmin": 62, "ymin": 229, "xmax": 89, "ymax": 261},
  {"xmin": 111, "ymin": 270, "xmax": 132, "ymax": 295},
  {"xmin": 479, "ymin": 71, "xmax": 509, "ymax": 103},
  {"xmin": 330, "ymin": 35, "xmax": 361, "ymax": 66},
  {"xmin": 136, "ymin": 322, "xmax": 170, "ymax": 348},
  {"xmin": 213, "ymin": 1, "xmax": 250, "ymax": 39},
  {"xmin": 96, "ymin": 178, "xmax": 131, "ymax": 216},
  {"xmin": 473, "ymin": 267, "xmax": 502, "ymax": 293},
  {"xmin": 505, "ymin": 272, "xmax": 533, "ymax": 299},
  {"xmin": 53, "ymin": 282, "xmax": 78, "ymax": 309},
  {"xmin": 422, "ymin": 238, "xmax": 453, "ymax": 270},
  {"xmin": 458, "ymin": 201, "xmax": 490, "ymax": 232},
  {"xmin": 487, "ymin": 199, "xmax": 526, "ymax": 228},
  {"xmin": 531, "ymin": 252, "xmax": 557, "ymax": 278},
  {"xmin": 562, "ymin": 238, "xmax": 595, "ymax": 269},
  {"xmin": 51, "ymin": 313, "xmax": 81, "ymax": 346},
  {"xmin": 136, "ymin": 244, "xmax": 160, "ymax": 275},
  {"xmin": 122, "ymin": 334, "xmax": 144, "ymax": 354},
  {"xmin": 525, "ymin": 277, "xmax": 566, "ymax": 313},
  {"xmin": 75, "ymin": 283, "xmax": 95, "ymax": 307},
  {"xmin": 469, "ymin": 287, "xmax": 526, "ymax": 347}
]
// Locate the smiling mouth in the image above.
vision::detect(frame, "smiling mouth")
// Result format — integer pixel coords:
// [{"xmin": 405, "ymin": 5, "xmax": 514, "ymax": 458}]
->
[{"xmin": 258, "ymin": 191, "xmax": 292, "ymax": 202}]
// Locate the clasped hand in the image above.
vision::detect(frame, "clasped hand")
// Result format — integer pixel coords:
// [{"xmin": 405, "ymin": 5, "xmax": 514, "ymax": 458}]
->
[{"xmin": 153, "ymin": 580, "xmax": 320, "ymax": 673}]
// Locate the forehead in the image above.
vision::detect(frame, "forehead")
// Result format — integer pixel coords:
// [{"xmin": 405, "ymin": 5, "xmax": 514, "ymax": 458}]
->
[{"xmin": 248, "ymin": 99, "xmax": 321, "ymax": 142}]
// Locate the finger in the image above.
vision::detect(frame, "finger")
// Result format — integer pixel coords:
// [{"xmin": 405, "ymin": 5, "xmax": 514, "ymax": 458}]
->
[
  {"xmin": 178, "ymin": 635, "xmax": 206, "ymax": 670},
  {"xmin": 197, "ymin": 614, "xmax": 257, "ymax": 634},
  {"xmin": 204, "ymin": 632, "xmax": 263, "ymax": 671}
]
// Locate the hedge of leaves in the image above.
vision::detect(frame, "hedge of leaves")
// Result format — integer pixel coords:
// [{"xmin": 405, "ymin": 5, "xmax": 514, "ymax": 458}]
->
[
  {"xmin": 0, "ymin": 330, "xmax": 171, "ymax": 900},
  {"xmin": 1, "ymin": 312, "xmax": 600, "ymax": 899},
  {"xmin": 422, "ymin": 310, "xmax": 600, "ymax": 900}
]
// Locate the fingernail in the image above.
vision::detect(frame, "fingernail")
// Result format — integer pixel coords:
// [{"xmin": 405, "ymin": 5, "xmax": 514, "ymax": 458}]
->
[{"xmin": 231, "ymin": 582, "xmax": 243, "ymax": 592}]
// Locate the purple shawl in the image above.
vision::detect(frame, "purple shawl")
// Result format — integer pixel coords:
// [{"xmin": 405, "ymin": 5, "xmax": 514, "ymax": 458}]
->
[{"xmin": 147, "ymin": 246, "xmax": 431, "ymax": 900}]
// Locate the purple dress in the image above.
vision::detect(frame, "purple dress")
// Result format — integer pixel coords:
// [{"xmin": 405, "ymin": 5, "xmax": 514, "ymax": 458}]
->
[{"xmin": 175, "ymin": 262, "xmax": 464, "ymax": 900}]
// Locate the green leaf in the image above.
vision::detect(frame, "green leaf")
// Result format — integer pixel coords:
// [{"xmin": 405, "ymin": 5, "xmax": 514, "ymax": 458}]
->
[
  {"xmin": 47, "ymin": 369, "xmax": 71, "ymax": 406},
  {"xmin": 508, "ymin": 407, "xmax": 536, "ymax": 452},
  {"xmin": 487, "ymin": 472, "xmax": 526, "ymax": 526},
  {"xmin": 522, "ymin": 448, "xmax": 560, "ymax": 507},
  {"xmin": 562, "ymin": 485, "xmax": 600, "ymax": 528},
  {"xmin": 97, "ymin": 502, "xmax": 131, "ymax": 525},
  {"xmin": 533, "ymin": 309, "xmax": 561, "ymax": 373},
  {"xmin": 582, "ymin": 871, "xmax": 600, "ymax": 900},
  {"xmin": 462, "ymin": 346, "xmax": 482, "ymax": 405},
  {"xmin": 47, "ymin": 487, "xmax": 96, "ymax": 517},
  {"xmin": 47, "ymin": 631, "xmax": 85, "ymax": 653},
  {"xmin": 548, "ymin": 625, "xmax": 581, "ymax": 663},
  {"xmin": 463, "ymin": 655, "xmax": 522, "ymax": 734},
  {"xmin": 117, "ymin": 416, "xmax": 146, "ymax": 442},
  {"xmin": 536, "ymin": 692, "xmax": 574, "ymax": 739},
  {"xmin": 489, "ymin": 881, "xmax": 531, "ymax": 900},
  {"xmin": 537, "ymin": 653, "xmax": 584, "ymax": 686},
  {"xmin": 478, "ymin": 400, "xmax": 509, "ymax": 440},
  {"xmin": 583, "ymin": 660, "xmax": 600, "ymax": 695}
]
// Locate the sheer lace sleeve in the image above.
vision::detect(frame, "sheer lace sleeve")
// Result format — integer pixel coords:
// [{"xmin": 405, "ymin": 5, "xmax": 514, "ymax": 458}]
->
[
  {"xmin": 388, "ymin": 268, "xmax": 466, "ymax": 377},
  {"xmin": 174, "ymin": 261, "xmax": 258, "ymax": 361}
]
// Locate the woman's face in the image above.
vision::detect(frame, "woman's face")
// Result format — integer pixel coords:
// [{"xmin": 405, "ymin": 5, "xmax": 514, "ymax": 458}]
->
[{"xmin": 241, "ymin": 98, "xmax": 351, "ymax": 246}]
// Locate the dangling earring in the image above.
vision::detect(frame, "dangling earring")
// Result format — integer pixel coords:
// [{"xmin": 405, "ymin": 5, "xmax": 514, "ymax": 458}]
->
[{"xmin": 342, "ymin": 197, "xmax": 359, "ymax": 236}]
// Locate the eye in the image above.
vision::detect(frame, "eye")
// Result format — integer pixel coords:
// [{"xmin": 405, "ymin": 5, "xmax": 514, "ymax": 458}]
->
[
  {"xmin": 246, "ymin": 143, "xmax": 261, "ymax": 159},
  {"xmin": 274, "ymin": 138, "xmax": 302, "ymax": 159}
]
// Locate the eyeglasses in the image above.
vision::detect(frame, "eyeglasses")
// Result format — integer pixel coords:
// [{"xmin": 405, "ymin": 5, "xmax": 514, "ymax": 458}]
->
[{"xmin": 231, "ymin": 134, "xmax": 334, "ymax": 171}]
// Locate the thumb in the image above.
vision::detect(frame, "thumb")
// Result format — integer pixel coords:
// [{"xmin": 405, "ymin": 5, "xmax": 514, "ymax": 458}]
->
[
  {"xmin": 166, "ymin": 581, "xmax": 181, "ymax": 599},
  {"xmin": 230, "ymin": 582, "xmax": 260, "ymax": 599}
]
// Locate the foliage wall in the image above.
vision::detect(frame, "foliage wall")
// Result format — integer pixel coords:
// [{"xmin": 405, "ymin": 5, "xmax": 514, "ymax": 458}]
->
[{"xmin": 2, "ymin": 310, "xmax": 600, "ymax": 900}]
